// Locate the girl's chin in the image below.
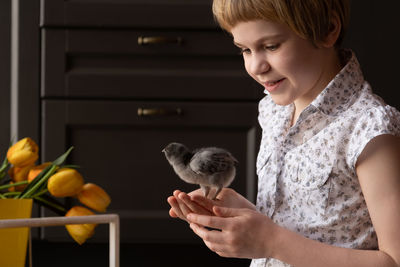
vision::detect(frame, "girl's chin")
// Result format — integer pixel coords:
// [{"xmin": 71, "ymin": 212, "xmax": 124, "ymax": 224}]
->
[{"xmin": 270, "ymin": 95, "xmax": 294, "ymax": 106}]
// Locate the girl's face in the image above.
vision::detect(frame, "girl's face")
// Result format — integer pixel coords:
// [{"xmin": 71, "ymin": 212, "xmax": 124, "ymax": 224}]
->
[{"xmin": 231, "ymin": 20, "xmax": 340, "ymax": 111}]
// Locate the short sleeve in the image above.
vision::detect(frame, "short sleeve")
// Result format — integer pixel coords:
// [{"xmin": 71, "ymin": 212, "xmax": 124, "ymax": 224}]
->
[{"xmin": 347, "ymin": 105, "xmax": 400, "ymax": 171}]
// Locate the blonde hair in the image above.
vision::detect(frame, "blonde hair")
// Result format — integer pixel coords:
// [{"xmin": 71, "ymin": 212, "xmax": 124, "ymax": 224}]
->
[{"xmin": 212, "ymin": 0, "xmax": 351, "ymax": 47}]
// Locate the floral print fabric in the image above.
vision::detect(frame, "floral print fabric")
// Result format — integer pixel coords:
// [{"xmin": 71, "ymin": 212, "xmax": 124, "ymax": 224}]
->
[{"xmin": 250, "ymin": 50, "xmax": 400, "ymax": 267}]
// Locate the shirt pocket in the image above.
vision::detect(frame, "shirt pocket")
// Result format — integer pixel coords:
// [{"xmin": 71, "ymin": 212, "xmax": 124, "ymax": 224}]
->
[{"xmin": 286, "ymin": 155, "xmax": 334, "ymax": 219}]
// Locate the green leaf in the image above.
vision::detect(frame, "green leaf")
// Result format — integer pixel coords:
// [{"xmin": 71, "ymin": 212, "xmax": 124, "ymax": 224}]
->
[
  {"xmin": 0, "ymin": 180, "xmax": 28, "ymax": 191},
  {"xmin": 0, "ymin": 157, "xmax": 8, "ymax": 172},
  {"xmin": 0, "ymin": 157, "xmax": 9, "ymax": 182},
  {"xmin": 32, "ymin": 188, "xmax": 48, "ymax": 198},
  {"xmin": 53, "ymin": 146, "xmax": 74, "ymax": 166},
  {"xmin": 1, "ymin": 138, "xmax": 14, "ymax": 181},
  {"xmin": 0, "ymin": 139, "xmax": 12, "ymax": 182},
  {"xmin": 0, "ymin": 172, "xmax": 7, "ymax": 183}
]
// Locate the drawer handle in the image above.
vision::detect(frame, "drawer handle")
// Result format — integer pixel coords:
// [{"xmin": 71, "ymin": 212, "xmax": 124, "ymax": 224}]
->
[
  {"xmin": 137, "ymin": 36, "xmax": 183, "ymax": 46},
  {"xmin": 137, "ymin": 108, "xmax": 183, "ymax": 116}
]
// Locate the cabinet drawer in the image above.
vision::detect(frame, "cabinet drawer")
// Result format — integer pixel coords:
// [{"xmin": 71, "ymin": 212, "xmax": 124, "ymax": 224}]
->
[
  {"xmin": 41, "ymin": 0, "xmax": 216, "ymax": 28},
  {"xmin": 41, "ymin": 100, "xmax": 260, "ymax": 242},
  {"xmin": 41, "ymin": 29, "xmax": 262, "ymax": 99}
]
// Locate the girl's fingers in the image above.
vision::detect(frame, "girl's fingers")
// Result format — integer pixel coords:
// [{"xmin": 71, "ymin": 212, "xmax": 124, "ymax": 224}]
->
[
  {"xmin": 187, "ymin": 213, "xmax": 227, "ymax": 230},
  {"xmin": 190, "ymin": 223, "xmax": 222, "ymax": 241},
  {"xmin": 168, "ymin": 190, "xmax": 217, "ymax": 222},
  {"xmin": 173, "ymin": 190, "xmax": 183, "ymax": 199},
  {"xmin": 167, "ymin": 196, "xmax": 185, "ymax": 220},
  {"xmin": 173, "ymin": 192, "xmax": 192, "ymax": 217},
  {"xmin": 179, "ymin": 193, "xmax": 213, "ymax": 215},
  {"xmin": 167, "ymin": 194, "xmax": 193, "ymax": 222},
  {"xmin": 169, "ymin": 208, "xmax": 178, "ymax": 218},
  {"xmin": 172, "ymin": 191, "xmax": 188, "ymax": 213},
  {"xmin": 190, "ymin": 194, "xmax": 216, "ymax": 211}
]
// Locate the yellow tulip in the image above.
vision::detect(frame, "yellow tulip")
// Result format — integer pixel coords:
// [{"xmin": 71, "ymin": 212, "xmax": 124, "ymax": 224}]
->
[
  {"xmin": 8, "ymin": 164, "xmax": 33, "ymax": 191},
  {"xmin": 27, "ymin": 162, "xmax": 51, "ymax": 182},
  {"xmin": 77, "ymin": 183, "xmax": 111, "ymax": 212},
  {"xmin": 48, "ymin": 168, "xmax": 84, "ymax": 197},
  {"xmin": 65, "ymin": 206, "xmax": 96, "ymax": 245},
  {"xmin": 7, "ymin": 137, "xmax": 39, "ymax": 167}
]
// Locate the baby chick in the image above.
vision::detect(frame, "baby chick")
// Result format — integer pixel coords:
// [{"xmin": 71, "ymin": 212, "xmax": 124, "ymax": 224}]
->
[{"xmin": 162, "ymin": 142, "xmax": 238, "ymax": 199}]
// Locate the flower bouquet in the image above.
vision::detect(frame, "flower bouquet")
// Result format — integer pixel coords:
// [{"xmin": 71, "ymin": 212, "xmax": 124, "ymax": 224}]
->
[{"xmin": 0, "ymin": 137, "xmax": 111, "ymax": 244}]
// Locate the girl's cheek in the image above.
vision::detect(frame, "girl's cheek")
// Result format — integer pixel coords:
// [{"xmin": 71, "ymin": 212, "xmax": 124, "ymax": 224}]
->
[
  {"xmin": 243, "ymin": 59, "xmax": 250, "ymax": 74},
  {"xmin": 244, "ymin": 61, "xmax": 256, "ymax": 81}
]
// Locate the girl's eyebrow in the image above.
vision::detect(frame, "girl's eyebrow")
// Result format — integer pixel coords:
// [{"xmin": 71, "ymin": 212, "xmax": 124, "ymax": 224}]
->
[
  {"xmin": 233, "ymin": 34, "xmax": 283, "ymax": 47},
  {"xmin": 233, "ymin": 41, "xmax": 244, "ymax": 47}
]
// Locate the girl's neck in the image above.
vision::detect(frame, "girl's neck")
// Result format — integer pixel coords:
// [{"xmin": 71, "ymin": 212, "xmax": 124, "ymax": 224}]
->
[{"xmin": 291, "ymin": 49, "xmax": 342, "ymax": 127}]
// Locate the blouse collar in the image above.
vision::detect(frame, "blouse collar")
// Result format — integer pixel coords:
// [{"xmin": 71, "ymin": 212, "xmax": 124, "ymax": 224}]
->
[{"xmin": 310, "ymin": 49, "xmax": 366, "ymax": 116}]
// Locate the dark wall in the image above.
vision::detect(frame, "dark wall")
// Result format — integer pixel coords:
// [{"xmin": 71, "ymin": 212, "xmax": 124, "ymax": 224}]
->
[
  {"xmin": 343, "ymin": 1, "xmax": 400, "ymax": 109},
  {"xmin": 0, "ymin": 0, "xmax": 399, "ymax": 152},
  {"xmin": 0, "ymin": 0, "xmax": 11, "ymax": 155}
]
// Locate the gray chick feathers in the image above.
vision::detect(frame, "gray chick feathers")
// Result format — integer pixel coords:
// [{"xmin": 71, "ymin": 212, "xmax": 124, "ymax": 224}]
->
[{"xmin": 162, "ymin": 142, "xmax": 238, "ymax": 200}]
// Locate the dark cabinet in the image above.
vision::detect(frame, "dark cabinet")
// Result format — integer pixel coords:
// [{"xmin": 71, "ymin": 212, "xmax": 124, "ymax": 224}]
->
[
  {"xmin": 41, "ymin": 28, "xmax": 259, "ymax": 99},
  {"xmin": 35, "ymin": 0, "xmax": 264, "ymax": 244},
  {"xmin": 41, "ymin": 0, "xmax": 216, "ymax": 28}
]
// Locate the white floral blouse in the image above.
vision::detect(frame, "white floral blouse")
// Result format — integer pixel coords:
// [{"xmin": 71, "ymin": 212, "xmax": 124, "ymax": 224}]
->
[{"xmin": 250, "ymin": 50, "xmax": 400, "ymax": 267}]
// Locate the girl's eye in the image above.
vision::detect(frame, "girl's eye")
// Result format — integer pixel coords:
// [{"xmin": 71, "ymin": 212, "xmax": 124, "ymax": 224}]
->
[
  {"xmin": 238, "ymin": 48, "xmax": 251, "ymax": 55},
  {"xmin": 264, "ymin": 44, "xmax": 279, "ymax": 51}
]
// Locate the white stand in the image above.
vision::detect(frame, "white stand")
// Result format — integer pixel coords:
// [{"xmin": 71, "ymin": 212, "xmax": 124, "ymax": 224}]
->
[{"xmin": 0, "ymin": 214, "xmax": 120, "ymax": 267}]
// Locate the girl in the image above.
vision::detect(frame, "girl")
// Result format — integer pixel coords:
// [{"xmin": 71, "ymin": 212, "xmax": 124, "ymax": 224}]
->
[{"xmin": 167, "ymin": 0, "xmax": 400, "ymax": 266}]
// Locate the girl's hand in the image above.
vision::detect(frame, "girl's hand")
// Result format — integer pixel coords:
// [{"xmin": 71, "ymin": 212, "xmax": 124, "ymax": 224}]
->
[
  {"xmin": 168, "ymin": 188, "xmax": 275, "ymax": 258},
  {"xmin": 167, "ymin": 189, "xmax": 213, "ymax": 222},
  {"xmin": 191, "ymin": 188, "xmax": 256, "ymax": 211},
  {"xmin": 167, "ymin": 188, "xmax": 256, "ymax": 223},
  {"xmin": 187, "ymin": 206, "xmax": 277, "ymax": 259}
]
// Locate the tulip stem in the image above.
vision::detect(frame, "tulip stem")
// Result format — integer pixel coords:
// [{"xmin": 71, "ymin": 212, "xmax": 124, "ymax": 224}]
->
[
  {"xmin": 0, "ymin": 157, "xmax": 8, "ymax": 172},
  {"xmin": 0, "ymin": 157, "xmax": 9, "ymax": 182},
  {"xmin": 32, "ymin": 188, "xmax": 49, "ymax": 198},
  {"xmin": 20, "ymin": 165, "xmax": 57, "ymax": 199},
  {"xmin": 2, "ymin": 191, "xmax": 21, "ymax": 198},
  {"xmin": 34, "ymin": 195, "xmax": 67, "ymax": 215},
  {"xmin": 0, "ymin": 180, "xmax": 29, "ymax": 191}
]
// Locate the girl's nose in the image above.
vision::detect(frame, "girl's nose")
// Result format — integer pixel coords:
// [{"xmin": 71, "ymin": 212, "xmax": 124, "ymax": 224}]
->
[{"xmin": 248, "ymin": 53, "xmax": 270, "ymax": 75}]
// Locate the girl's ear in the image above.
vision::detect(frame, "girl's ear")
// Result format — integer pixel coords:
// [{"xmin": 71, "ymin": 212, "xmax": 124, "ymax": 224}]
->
[{"xmin": 322, "ymin": 12, "xmax": 341, "ymax": 48}]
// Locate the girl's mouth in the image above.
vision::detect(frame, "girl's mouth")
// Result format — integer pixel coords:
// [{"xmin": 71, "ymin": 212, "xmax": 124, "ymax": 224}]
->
[{"xmin": 264, "ymin": 78, "xmax": 285, "ymax": 93}]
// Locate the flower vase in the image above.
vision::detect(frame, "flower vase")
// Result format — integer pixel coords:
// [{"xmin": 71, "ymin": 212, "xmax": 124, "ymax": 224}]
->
[{"xmin": 0, "ymin": 198, "xmax": 33, "ymax": 267}]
